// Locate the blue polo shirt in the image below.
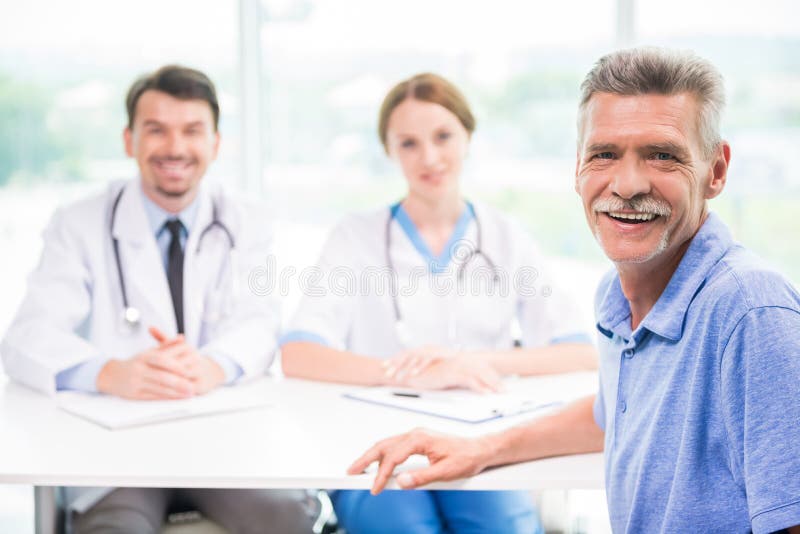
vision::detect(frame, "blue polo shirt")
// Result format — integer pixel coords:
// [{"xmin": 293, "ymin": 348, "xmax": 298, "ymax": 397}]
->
[{"xmin": 593, "ymin": 213, "xmax": 800, "ymax": 533}]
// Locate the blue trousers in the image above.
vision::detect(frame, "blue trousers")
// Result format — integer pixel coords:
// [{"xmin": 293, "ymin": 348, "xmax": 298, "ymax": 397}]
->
[{"xmin": 331, "ymin": 489, "xmax": 542, "ymax": 534}]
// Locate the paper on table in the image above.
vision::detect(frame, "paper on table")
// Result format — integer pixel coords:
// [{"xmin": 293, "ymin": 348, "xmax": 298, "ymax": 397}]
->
[
  {"xmin": 344, "ymin": 371, "xmax": 598, "ymax": 424},
  {"xmin": 56, "ymin": 380, "xmax": 271, "ymax": 430}
]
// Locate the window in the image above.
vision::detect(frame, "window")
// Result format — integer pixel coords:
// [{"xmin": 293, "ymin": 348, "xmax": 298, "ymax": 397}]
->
[
  {"xmin": 634, "ymin": 0, "xmax": 800, "ymax": 283},
  {"xmin": 0, "ymin": 0, "xmax": 241, "ymax": 330},
  {"xmin": 1, "ymin": 2, "xmax": 798, "ymax": 531},
  {"xmin": 259, "ymin": 0, "xmax": 617, "ymax": 318}
]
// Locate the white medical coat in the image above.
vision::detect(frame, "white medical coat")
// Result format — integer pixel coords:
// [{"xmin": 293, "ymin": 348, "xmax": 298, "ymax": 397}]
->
[
  {"xmin": 284, "ymin": 202, "xmax": 588, "ymax": 357},
  {"xmin": 0, "ymin": 179, "xmax": 280, "ymax": 511}
]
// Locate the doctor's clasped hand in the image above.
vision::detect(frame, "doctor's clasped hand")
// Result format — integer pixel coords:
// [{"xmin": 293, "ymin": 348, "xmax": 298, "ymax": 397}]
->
[
  {"xmin": 382, "ymin": 346, "xmax": 503, "ymax": 393},
  {"xmin": 96, "ymin": 326, "xmax": 224, "ymax": 400}
]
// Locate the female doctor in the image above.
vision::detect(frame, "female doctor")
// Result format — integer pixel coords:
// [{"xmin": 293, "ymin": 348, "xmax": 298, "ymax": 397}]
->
[{"xmin": 281, "ymin": 73, "xmax": 596, "ymax": 534}]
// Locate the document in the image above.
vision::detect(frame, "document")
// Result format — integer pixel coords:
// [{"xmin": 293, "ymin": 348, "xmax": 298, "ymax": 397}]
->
[
  {"xmin": 56, "ymin": 380, "xmax": 271, "ymax": 430},
  {"xmin": 343, "ymin": 371, "xmax": 598, "ymax": 424}
]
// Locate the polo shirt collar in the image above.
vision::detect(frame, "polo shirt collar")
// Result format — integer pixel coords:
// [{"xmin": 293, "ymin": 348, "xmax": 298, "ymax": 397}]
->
[
  {"xmin": 596, "ymin": 274, "xmax": 631, "ymax": 339},
  {"xmin": 597, "ymin": 213, "xmax": 734, "ymax": 342}
]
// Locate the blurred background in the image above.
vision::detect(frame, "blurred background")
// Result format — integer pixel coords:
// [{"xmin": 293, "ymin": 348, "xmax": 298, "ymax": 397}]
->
[{"xmin": 1, "ymin": 0, "xmax": 798, "ymax": 531}]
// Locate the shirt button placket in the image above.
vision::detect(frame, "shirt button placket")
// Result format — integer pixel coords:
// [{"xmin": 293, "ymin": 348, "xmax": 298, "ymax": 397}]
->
[{"xmin": 619, "ymin": 345, "xmax": 634, "ymax": 416}]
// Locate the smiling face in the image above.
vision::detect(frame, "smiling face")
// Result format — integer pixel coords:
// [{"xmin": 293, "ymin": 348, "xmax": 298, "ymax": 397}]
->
[
  {"xmin": 124, "ymin": 89, "xmax": 219, "ymax": 207},
  {"xmin": 385, "ymin": 98, "xmax": 470, "ymax": 204},
  {"xmin": 575, "ymin": 92, "xmax": 729, "ymax": 268}
]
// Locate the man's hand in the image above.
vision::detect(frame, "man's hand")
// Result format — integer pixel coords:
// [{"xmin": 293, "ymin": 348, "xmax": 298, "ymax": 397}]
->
[
  {"xmin": 96, "ymin": 327, "xmax": 225, "ymax": 400},
  {"xmin": 96, "ymin": 337, "xmax": 196, "ymax": 400},
  {"xmin": 178, "ymin": 346, "xmax": 226, "ymax": 395},
  {"xmin": 148, "ymin": 327, "xmax": 225, "ymax": 395},
  {"xmin": 348, "ymin": 429, "xmax": 495, "ymax": 494},
  {"xmin": 383, "ymin": 347, "xmax": 503, "ymax": 393}
]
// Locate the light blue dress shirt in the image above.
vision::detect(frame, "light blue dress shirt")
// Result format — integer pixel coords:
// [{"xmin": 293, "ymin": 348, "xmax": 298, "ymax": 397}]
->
[
  {"xmin": 141, "ymin": 186, "xmax": 199, "ymax": 272},
  {"xmin": 56, "ymin": 185, "xmax": 241, "ymax": 391},
  {"xmin": 593, "ymin": 213, "xmax": 800, "ymax": 533}
]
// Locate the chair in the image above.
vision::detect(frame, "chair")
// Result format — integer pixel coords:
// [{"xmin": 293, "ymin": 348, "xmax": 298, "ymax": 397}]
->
[{"xmin": 34, "ymin": 487, "xmax": 337, "ymax": 534}]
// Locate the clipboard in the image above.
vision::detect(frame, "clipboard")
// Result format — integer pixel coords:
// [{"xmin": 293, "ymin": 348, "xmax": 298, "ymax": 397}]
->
[
  {"xmin": 342, "ymin": 387, "xmax": 562, "ymax": 424},
  {"xmin": 57, "ymin": 380, "xmax": 271, "ymax": 430}
]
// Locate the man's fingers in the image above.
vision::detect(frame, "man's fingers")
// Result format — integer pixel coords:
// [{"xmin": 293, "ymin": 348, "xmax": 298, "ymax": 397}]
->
[
  {"xmin": 396, "ymin": 461, "xmax": 454, "ymax": 489},
  {"xmin": 187, "ymin": 356, "xmax": 225, "ymax": 386},
  {"xmin": 347, "ymin": 433, "xmax": 427, "ymax": 495},
  {"xmin": 154, "ymin": 341, "xmax": 193, "ymax": 361},
  {"xmin": 347, "ymin": 435, "xmax": 401, "ymax": 475},
  {"xmin": 347, "ymin": 430, "xmax": 458, "ymax": 495},
  {"xmin": 142, "ymin": 368, "xmax": 194, "ymax": 397},
  {"xmin": 371, "ymin": 450, "xmax": 409, "ymax": 495},
  {"xmin": 135, "ymin": 386, "xmax": 188, "ymax": 400},
  {"xmin": 148, "ymin": 326, "xmax": 185, "ymax": 347},
  {"xmin": 161, "ymin": 335, "xmax": 186, "ymax": 349},
  {"xmin": 346, "ymin": 451, "xmax": 376, "ymax": 475},
  {"xmin": 148, "ymin": 326, "xmax": 168, "ymax": 343},
  {"xmin": 144, "ymin": 352, "xmax": 191, "ymax": 376},
  {"xmin": 371, "ymin": 434, "xmax": 431, "ymax": 494}
]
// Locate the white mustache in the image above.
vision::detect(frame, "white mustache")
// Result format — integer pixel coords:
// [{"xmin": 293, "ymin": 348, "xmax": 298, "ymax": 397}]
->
[{"xmin": 592, "ymin": 197, "xmax": 671, "ymax": 217}]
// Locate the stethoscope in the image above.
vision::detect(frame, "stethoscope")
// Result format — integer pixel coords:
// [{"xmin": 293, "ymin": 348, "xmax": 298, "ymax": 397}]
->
[
  {"xmin": 110, "ymin": 186, "xmax": 236, "ymax": 331},
  {"xmin": 385, "ymin": 201, "xmax": 512, "ymax": 348}
]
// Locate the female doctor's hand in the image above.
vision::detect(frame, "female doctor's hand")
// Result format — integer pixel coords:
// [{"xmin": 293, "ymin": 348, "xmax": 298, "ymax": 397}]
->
[{"xmin": 384, "ymin": 347, "xmax": 503, "ymax": 393}]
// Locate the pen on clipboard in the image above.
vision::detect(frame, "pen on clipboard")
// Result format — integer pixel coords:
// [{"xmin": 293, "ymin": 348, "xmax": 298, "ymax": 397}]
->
[
  {"xmin": 392, "ymin": 391, "xmax": 420, "ymax": 398},
  {"xmin": 391, "ymin": 391, "xmax": 455, "ymax": 404}
]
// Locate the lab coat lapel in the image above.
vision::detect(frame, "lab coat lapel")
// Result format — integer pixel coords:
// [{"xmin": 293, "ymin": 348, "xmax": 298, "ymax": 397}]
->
[
  {"xmin": 110, "ymin": 182, "xmax": 177, "ymax": 334},
  {"xmin": 182, "ymin": 186, "xmax": 216, "ymax": 346}
]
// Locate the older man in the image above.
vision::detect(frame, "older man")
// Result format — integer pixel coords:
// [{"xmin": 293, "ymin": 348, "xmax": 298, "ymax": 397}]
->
[{"xmin": 348, "ymin": 48, "xmax": 800, "ymax": 533}]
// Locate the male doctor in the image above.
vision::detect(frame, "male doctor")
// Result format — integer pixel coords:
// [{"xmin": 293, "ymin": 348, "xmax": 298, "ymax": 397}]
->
[{"xmin": 1, "ymin": 66, "xmax": 317, "ymax": 533}]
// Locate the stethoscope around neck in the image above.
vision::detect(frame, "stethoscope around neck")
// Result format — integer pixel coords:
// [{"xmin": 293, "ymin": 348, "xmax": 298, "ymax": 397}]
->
[
  {"xmin": 110, "ymin": 186, "xmax": 236, "ymax": 331},
  {"xmin": 384, "ymin": 200, "xmax": 503, "ymax": 347}
]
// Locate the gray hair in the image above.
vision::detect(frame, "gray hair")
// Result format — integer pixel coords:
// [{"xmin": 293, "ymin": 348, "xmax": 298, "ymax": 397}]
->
[{"xmin": 578, "ymin": 47, "xmax": 726, "ymax": 159}]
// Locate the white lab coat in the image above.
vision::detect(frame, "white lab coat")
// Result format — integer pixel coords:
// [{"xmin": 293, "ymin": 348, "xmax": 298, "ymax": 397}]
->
[
  {"xmin": 284, "ymin": 201, "xmax": 588, "ymax": 358},
  {"xmin": 0, "ymin": 178, "xmax": 280, "ymax": 511}
]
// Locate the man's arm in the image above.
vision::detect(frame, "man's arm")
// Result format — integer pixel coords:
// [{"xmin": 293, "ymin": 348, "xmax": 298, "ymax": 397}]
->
[
  {"xmin": 721, "ymin": 305, "xmax": 800, "ymax": 533},
  {"xmin": 1, "ymin": 207, "xmax": 104, "ymax": 394},
  {"xmin": 348, "ymin": 395, "xmax": 603, "ymax": 494}
]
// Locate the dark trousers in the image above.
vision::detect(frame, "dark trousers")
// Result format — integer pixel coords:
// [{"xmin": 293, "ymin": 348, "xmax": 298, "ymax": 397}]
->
[{"xmin": 71, "ymin": 487, "xmax": 320, "ymax": 534}]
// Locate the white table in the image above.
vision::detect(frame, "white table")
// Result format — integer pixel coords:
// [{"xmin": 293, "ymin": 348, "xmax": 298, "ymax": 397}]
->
[{"xmin": 0, "ymin": 372, "xmax": 603, "ymax": 491}]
